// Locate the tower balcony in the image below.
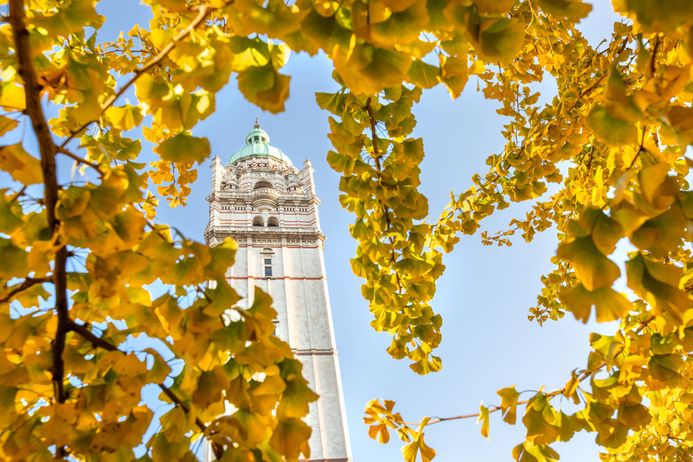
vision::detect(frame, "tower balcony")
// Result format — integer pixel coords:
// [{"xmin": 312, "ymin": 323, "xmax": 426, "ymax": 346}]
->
[{"xmin": 252, "ymin": 187, "xmax": 278, "ymax": 208}]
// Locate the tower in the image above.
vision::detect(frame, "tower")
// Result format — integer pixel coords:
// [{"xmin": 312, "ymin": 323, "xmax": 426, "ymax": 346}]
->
[{"xmin": 205, "ymin": 121, "xmax": 352, "ymax": 461}]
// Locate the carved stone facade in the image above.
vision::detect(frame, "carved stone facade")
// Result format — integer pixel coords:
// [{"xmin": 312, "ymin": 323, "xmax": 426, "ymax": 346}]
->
[{"xmin": 204, "ymin": 123, "xmax": 351, "ymax": 461}]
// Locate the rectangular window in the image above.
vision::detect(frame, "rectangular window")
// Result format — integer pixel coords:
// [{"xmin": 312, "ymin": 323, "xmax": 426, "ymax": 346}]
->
[
  {"xmin": 264, "ymin": 258, "xmax": 272, "ymax": 265},
  {"xmin": 264, "ymin": 266, "xmax": 272, "ymax": 277}
]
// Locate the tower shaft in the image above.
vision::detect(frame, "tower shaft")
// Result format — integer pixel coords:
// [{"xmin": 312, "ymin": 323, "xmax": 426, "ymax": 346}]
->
[{"xmin": 205, "ymin": 126, "xmax": 351, "ymax": 461}]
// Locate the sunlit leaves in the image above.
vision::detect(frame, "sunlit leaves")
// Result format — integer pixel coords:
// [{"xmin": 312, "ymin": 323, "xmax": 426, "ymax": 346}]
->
[
  {"xmin": 512, "ymin": 440, "xmax": 560, "ymax": 462},
  {"xmin": 476, "ymin": 18, "xmax": 525, "ymax": 63},
  {"xmin": 558, "ymin": 237, "xmax": 620, "ymax": 291},
  {"xmin": 626, "ymin": 254, "xmax": 688, "ymax": 321},
  {"xmin": 0, "ymin": 144, "xmax": 43, "ymax": 185},
  {"xmin": 237, "ymin": 65, "xmax": 291, "ymax": 113},
  {"xmin": 537, "ymin": 0, "xmax": 592, "ymax": 21},
  {"xmin": 401, "ymin": 418, "xmax": 436, "ymax": 462},
  {"xmin": 498, "ymin": 386, "xmax": 521, "ymax": 425},
  {"xmin": 588, "ymin": 105, "xmax": 639, "ymax": 145},
  {"xmin": 155, "ymin": 133, "xmax": 211, "ymax": 163},
  {"xmin": 477, "ymin": 405, "xmax": 491, "ymax": 438},
  {"xmin": 560, "ymin": 284, "xmax": 631, "ymax": 323},
  {"xmin": 0, "ymin": 116, "xmax": 18, "ymax": 136}
]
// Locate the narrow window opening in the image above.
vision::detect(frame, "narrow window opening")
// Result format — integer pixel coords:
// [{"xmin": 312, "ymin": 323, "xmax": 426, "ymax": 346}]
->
[{"xmin": 262, "ymin": 248, "xmax": 274, "ymax": 278}]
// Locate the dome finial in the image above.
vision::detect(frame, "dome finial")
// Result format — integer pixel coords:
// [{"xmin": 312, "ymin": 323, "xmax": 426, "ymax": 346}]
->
[{"xmin": 254, "ymin": 117, "xmax": 260, "ymax": 129}]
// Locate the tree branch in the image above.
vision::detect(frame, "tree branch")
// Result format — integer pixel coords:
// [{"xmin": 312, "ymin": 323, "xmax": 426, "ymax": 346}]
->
[
  {"xmin": 56, "ymin": 146, "xmax": 104, "ymax": 177},
  {"xmin": 0, "ymin": 277, "xmax": 52, "ymax": 304},
  {"xmin": 67, "ymin": 320, "xmax": 224, "ymax": 459},
  {"xmin": 8, "ymin": 4, "xmax": 70, "ymax": 459},
  {"xmin": 59, "ymin": 3, "xmax": 227, "ymax": 147}
]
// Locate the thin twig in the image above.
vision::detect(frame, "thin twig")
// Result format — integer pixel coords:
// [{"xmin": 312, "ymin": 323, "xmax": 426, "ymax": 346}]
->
[
  {"xmin": 411, "ymin": 315, "xmax": 656, "ymax": 428},
  {"xmin": 0, "ymin": 277, "xmax": 52, "ymax": 304},
  {"xmin": 56, "ymin": 146, "xmax": 104, "ymax": 177},
  {"xmin": 8, "ymin": 185, "xmax": 26, "ymax": 204}
]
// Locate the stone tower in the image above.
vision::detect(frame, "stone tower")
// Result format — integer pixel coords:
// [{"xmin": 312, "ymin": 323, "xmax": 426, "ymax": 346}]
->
[{"xmin": 204, "ymin": 121, "xmax": 351, "ymax": 461}]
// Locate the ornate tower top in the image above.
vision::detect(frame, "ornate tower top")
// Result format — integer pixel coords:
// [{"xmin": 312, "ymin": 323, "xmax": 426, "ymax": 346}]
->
[{"xmin": 228, "ymin": 121, "xmax": 293, "ymax": 167}]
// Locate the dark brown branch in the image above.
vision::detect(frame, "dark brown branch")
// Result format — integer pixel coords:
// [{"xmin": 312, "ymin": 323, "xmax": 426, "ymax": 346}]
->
[
  {"xmin": 56, "ymin": 146, "xmax": 103, "ymax": 177},
  {"xmin": 8, "ymin": 185, "xmax": 27, "ymax": 204},
  {"xmin": 59, "ymin": 3, "xmax": 223, "ymax": 147},
  {"xmin": 0, "ymin": 277, "xmax": 52, "ymax": 304},
  {"xmin": 67, "ymin": 320, "xmax": 224, "ymax": 459},
  {"xmin": 649, "ymin": 35, "xmax": 660, "ymax": 77},
  {"xmin": 8, "ymin": 5, "xmax": 70, "ymax": 459}
]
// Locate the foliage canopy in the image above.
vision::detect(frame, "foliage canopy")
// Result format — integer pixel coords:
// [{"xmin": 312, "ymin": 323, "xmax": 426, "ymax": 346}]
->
[{"xmin": 0, "ymin": 0, "xmax": 691, "ymax": 461}]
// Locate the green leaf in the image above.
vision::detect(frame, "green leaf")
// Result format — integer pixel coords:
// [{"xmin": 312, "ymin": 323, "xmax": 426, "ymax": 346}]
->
[
  {"xmin": 0, "ymin": 239, "xmax": 29, "ymax": 279},
  {"xmin": 237, "ymin": 66, "xmax": 290, "ymax": 113},
  {"xmin": 408, "ymin": 60, "xmax": 441, "ymax": 89},
  {"xmin": 537, "ymin": 0, "xmax": 592, "ymax": 21},
  {"xmin": 478, "ymin": 18, "xmax": 525, "ymax": 63},
  {"xmin": 155, "ymin": 133, "xmax": 211, "ymax": 164},
  {"xmin": 587, "ymin": 105, "xmax": 638, "ymax": 146},
  {"xmin": 618, "ymin": 403, "xmax": 650, "ymax": 430},
  {"xmin": 649, "ymin": 354, "xmax": 684, "ymax": 382}
]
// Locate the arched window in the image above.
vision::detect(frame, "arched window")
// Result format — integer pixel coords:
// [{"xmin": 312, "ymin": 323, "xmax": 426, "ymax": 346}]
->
[
  {"xmin": 267, "ymin": 216, "xmax": 279, "ymax": 227},
  {"xmin": 261, "ymin": 248, "xmax": 273, "ymax": 278},
  {"xmin": 252, "ymin": 216, "xmax": 264, "ymax": 226},
  {"xmin": 254, "ymin": 181, "xmax": 273, "ymax": 190}
]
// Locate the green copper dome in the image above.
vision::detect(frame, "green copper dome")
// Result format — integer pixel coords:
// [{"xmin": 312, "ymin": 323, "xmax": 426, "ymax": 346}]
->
[{"xmin": 228, "ymin": 120, "xmax": 293, "ymax": 167}]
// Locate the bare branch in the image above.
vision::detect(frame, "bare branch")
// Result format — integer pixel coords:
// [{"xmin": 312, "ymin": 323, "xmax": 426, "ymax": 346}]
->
[
  {"xmin": 0, "ymin": 277, "xmax": 52, "ymax": 304},
  {"xmin": 57, "ymin": 146, "xmax": 104, "ymax": 177}
]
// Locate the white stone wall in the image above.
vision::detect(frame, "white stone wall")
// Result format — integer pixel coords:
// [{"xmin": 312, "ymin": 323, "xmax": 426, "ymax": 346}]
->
[{"xmin": 206, "ymin": 154, "xmax": 351, "ymax": 461}]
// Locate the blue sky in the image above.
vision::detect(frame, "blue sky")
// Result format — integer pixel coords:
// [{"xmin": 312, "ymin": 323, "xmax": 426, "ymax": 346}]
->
[{"xmin": 2, "ymin": 1, "xmax": 625, "ymax": 460}]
